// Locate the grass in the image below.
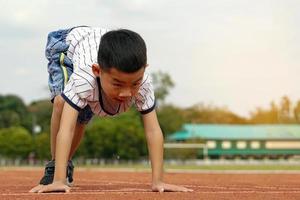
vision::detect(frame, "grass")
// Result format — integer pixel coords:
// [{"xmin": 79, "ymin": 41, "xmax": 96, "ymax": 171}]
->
[
  {"xmin": 164, "ymin": 164, "xmax": 300, "ymax": 171},
  {"xmin": 77, "ymin": 163, "xmax": 300, "ymax": 171},
  {"xmin": 2, "ymin": 161, "xmax": 300, "ymax": 171}
]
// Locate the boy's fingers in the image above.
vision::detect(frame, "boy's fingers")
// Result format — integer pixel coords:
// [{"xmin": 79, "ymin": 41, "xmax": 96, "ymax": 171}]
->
[
  {"xmin": 153, "ymin": 183, "xmax": 193, "ymax": 193},
  {"xmin": 29, "ymin": 185, "xmax": 43, "ymax": 193},
  {"xmin": 37, "ymin": 187, "xmax": 47, "ymax": 193},
  {"xmin": 37, "ymin": 187, "xmax": 50, "ymax": 193},
  {"xmin": 37, "ymin": 185, "xmax": 71, "ymax": 193},
  {"xmin": 65, "ymin": 187, "xmax": 71, "ymax": 193},
  {"xmin": 159, "ymin": 187, "xmax": 164, "ymax": 193},
  {"xmin": 178, "ymin": 187, "xmax": 192, "ymax": 192},
  {"xmin": 163, "ymin": 184, "xmax": 193, "ymax": 192}
]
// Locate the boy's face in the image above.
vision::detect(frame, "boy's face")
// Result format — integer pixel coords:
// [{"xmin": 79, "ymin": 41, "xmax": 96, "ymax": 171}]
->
[{"xmin": 92, "ymin": 64, "xmax": 145, "ymax": 102}]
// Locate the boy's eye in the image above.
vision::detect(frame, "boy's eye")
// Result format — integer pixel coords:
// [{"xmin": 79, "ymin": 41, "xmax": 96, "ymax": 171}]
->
[{"xmin": 133, "ymin": 82, "xmax": 141, "ymax": 87}]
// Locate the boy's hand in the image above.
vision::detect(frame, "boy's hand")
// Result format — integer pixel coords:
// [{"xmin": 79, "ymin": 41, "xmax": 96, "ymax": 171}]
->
[
  {"xmin": 152, "ymin": 182, "xmax": 193, "ymax": 193},
  {"xmin": 29, "ymin": 181, "xmax": 70, "ymax": 193},
  {"xmin": 29, "ymin": 184, "xmax": 44, "ymax": 193}
]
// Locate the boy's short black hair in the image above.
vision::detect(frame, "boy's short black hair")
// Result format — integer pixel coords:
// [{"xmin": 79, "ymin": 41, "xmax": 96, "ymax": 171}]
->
[{"xmin": 97, "ymin": 29, "xmax": 147, "ymax": 73}]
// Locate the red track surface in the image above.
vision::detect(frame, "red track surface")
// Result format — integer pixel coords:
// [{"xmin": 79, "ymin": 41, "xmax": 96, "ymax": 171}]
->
[{"xmin": 1, "ymin": 168, "xmax": 300, "ymax": 199}]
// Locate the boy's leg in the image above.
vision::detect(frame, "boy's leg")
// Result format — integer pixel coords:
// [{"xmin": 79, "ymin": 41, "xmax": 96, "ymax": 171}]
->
[{"xmin": 68, "ymin": 105, "xmax": 93, "ymax": 159}]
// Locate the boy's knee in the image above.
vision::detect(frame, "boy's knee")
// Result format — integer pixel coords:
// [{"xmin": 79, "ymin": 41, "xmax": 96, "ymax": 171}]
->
[{"xmin": 53, "ymin": 95, "xmax": 65, "ymax": 112}]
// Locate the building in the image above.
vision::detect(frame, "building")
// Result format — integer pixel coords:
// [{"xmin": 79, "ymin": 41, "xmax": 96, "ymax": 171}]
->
[{"xmin": 167, "ymin": 124, "xmax": 300, "ymax": 159}]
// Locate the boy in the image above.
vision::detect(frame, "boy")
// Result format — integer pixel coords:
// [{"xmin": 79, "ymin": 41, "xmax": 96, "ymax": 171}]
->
[{"xmin": 29, "ymin": 26, "xmax": 192, "ymax": 193}]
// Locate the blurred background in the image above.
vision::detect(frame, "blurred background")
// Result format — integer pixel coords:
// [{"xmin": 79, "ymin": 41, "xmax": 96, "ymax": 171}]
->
[{"xmin": 0, "ymin": 0, "xmax": 300, "ymax": 169}]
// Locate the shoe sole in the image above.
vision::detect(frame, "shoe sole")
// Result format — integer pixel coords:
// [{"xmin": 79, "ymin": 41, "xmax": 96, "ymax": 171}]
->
[{"xmin": 66, "ymin": 178, "xmax": 73, "ymax": 187}]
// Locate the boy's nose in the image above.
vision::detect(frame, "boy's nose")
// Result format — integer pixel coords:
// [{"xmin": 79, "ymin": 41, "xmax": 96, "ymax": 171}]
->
[{"xmin": 119, "ymin": 89, "xmax": 132, "ymax": 97}]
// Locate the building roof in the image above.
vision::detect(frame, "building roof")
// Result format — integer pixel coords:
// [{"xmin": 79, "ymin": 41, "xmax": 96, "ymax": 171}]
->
[{"xmin": 168, "ymin": 124, "xmax": 300, "ymax": 141}]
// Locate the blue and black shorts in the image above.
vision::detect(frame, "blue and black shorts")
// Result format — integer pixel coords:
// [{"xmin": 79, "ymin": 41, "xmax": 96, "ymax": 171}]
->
[{"xmin": 45, "ymin": 27, "xmax": 93, "ymax": 124}]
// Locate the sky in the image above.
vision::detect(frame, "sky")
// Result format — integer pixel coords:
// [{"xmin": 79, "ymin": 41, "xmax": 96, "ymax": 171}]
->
[{"xmin": 0, "ymin": 0, "xmax": 299, "ymax": 117}]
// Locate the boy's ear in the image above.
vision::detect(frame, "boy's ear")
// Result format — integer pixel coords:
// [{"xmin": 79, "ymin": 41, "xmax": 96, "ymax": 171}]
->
[{"xmin": 92, "ymin": 64, "xmax": 101, "ymax": 76}]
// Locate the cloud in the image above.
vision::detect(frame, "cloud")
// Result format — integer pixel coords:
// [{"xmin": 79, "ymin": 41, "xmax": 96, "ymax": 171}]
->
[{"xmin": 0, "ymin": 22, "xmax": 38, "ymax": 39}]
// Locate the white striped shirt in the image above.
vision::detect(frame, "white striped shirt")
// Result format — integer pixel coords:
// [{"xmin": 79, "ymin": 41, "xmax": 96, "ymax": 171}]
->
[{"xmin": 62, "ymin": 26, "xmax": 156, "ymax": 117}]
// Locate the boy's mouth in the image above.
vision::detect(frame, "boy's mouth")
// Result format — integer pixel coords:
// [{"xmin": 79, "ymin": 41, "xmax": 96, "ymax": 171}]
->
[{"xmin": 114, "ymin": 98, "xmax": 127, "ymax": 102}]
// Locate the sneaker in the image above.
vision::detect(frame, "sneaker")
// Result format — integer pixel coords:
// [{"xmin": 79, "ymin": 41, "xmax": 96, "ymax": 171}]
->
[
  {"xmin": 39, "ymin": 160, "xmax": 74, "ymax": 186},
  {"xmin": 66, "ymin": 160, "xmax": 74, "ymax": 185}
]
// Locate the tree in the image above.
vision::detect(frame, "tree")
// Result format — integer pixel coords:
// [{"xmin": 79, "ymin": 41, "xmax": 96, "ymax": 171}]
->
[
  {"xmin": 269, "ymin": 101, "xmax": 279, "ymax": 123},
  {"xmin": 0, "ymin": 95, "xmax": 31, "ymax": 130},
  {"xmin": 28, "ymin": 100, "xmax": 52, "ymax": 133},
  {"xmin": 0, "ymin": 127, "xmax": 33, "ymax": 159},
  {"xmin": 294, "ymin": 101, "xmax": 300, "ymax": 123},
  {"xmin": 279, "ymin": 96, "xmax": 292, "ymax": 123},
  {"xmin": 33, "ymin": 132, "xmax": 51, "ymax": 160},
  {"xmin": 0, "ymin": 110, "xmax": 21, "ymax": 128},
  {"xmin": 249, "ymin": 101, "xmax": 279, "ymax": 124},
  {"xmin": 79, "ymin": 108, "xmax": 147, "ymax": 160},
  {"xmin": 151, "ymin": 71, "xmax": 174, "ymax": 105},
  {"xmin": 157, "ymin": 104, "xmax": 185, "ymax": 136},
  {"xmin": 183, "ymin": 103, "xmax": 246, "ymax": 124}
]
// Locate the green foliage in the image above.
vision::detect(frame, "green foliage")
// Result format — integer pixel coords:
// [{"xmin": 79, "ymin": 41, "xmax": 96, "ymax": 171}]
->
[
  {"xmin": 0, "ymin": 127, "xmax": 33, "ymax": 158},
  {"xmin": 79, "ymin": 108, "xmax": 147, "ymax": 160},
  {"xmin": 157, "ymin": 104, "xmax": 186, "ymax": 136},
  {"xmin": 182, "ymin": 103, "xmax": 247, "ymax": 124},
  {"xmin": 151, "ymin": 71, "xmax": 174, "ymax": 105},
  {"xmin": 33, "ymin": 132, "xmax": 51, "ymax": 160},
  {"xmin": 1, "ymin": 73, "xmax": 300, "ymax": 160},
  {"xmin": 0, "ymin": 95, "xmax": 31, "ymax": 130},
  {"xmin": 28, "ymin": 100, "xmax": 52, "ymax": 133},
  {"xmin": 0, "ymin": 95, "xmax": 27, "ymax": 116},
  {"xmin": 0, "ymin": 110, "xmax": 21, "ymax": 128},
  {"xmin": 165, "ymin": 148, "xmax": 199, "ymax": 159}
]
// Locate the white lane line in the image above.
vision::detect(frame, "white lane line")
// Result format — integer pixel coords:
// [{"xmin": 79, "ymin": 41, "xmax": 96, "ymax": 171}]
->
[{"xmin": 2, "ymin": 190, "xmax": 300, "ymax": 196}]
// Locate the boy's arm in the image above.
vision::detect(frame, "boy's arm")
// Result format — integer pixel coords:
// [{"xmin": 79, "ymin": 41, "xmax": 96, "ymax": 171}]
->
[
  {"xmin": 142, "ymin": 110, "xmax": 192, "ymax": 192},
  {"xmin": 37, "ymin": 102, "xmax": 79, "ymax": 193},
  {"xmin": 141, "ymin": 110, "xmax": 163, "ymax": 185}
]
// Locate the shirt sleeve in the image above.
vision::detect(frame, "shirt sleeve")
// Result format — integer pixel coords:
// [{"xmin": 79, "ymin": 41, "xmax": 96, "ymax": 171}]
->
[
  {"xmin": 63, "ymin": 27, "xmax": 100, "ymax": 111},
  {"xmin": 62, "ymin": 75, "xmax": 91, "ymax": 111},
  {"xmin": 134, "ymin": 74, "xmax": 156, "ymax": 114}
]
